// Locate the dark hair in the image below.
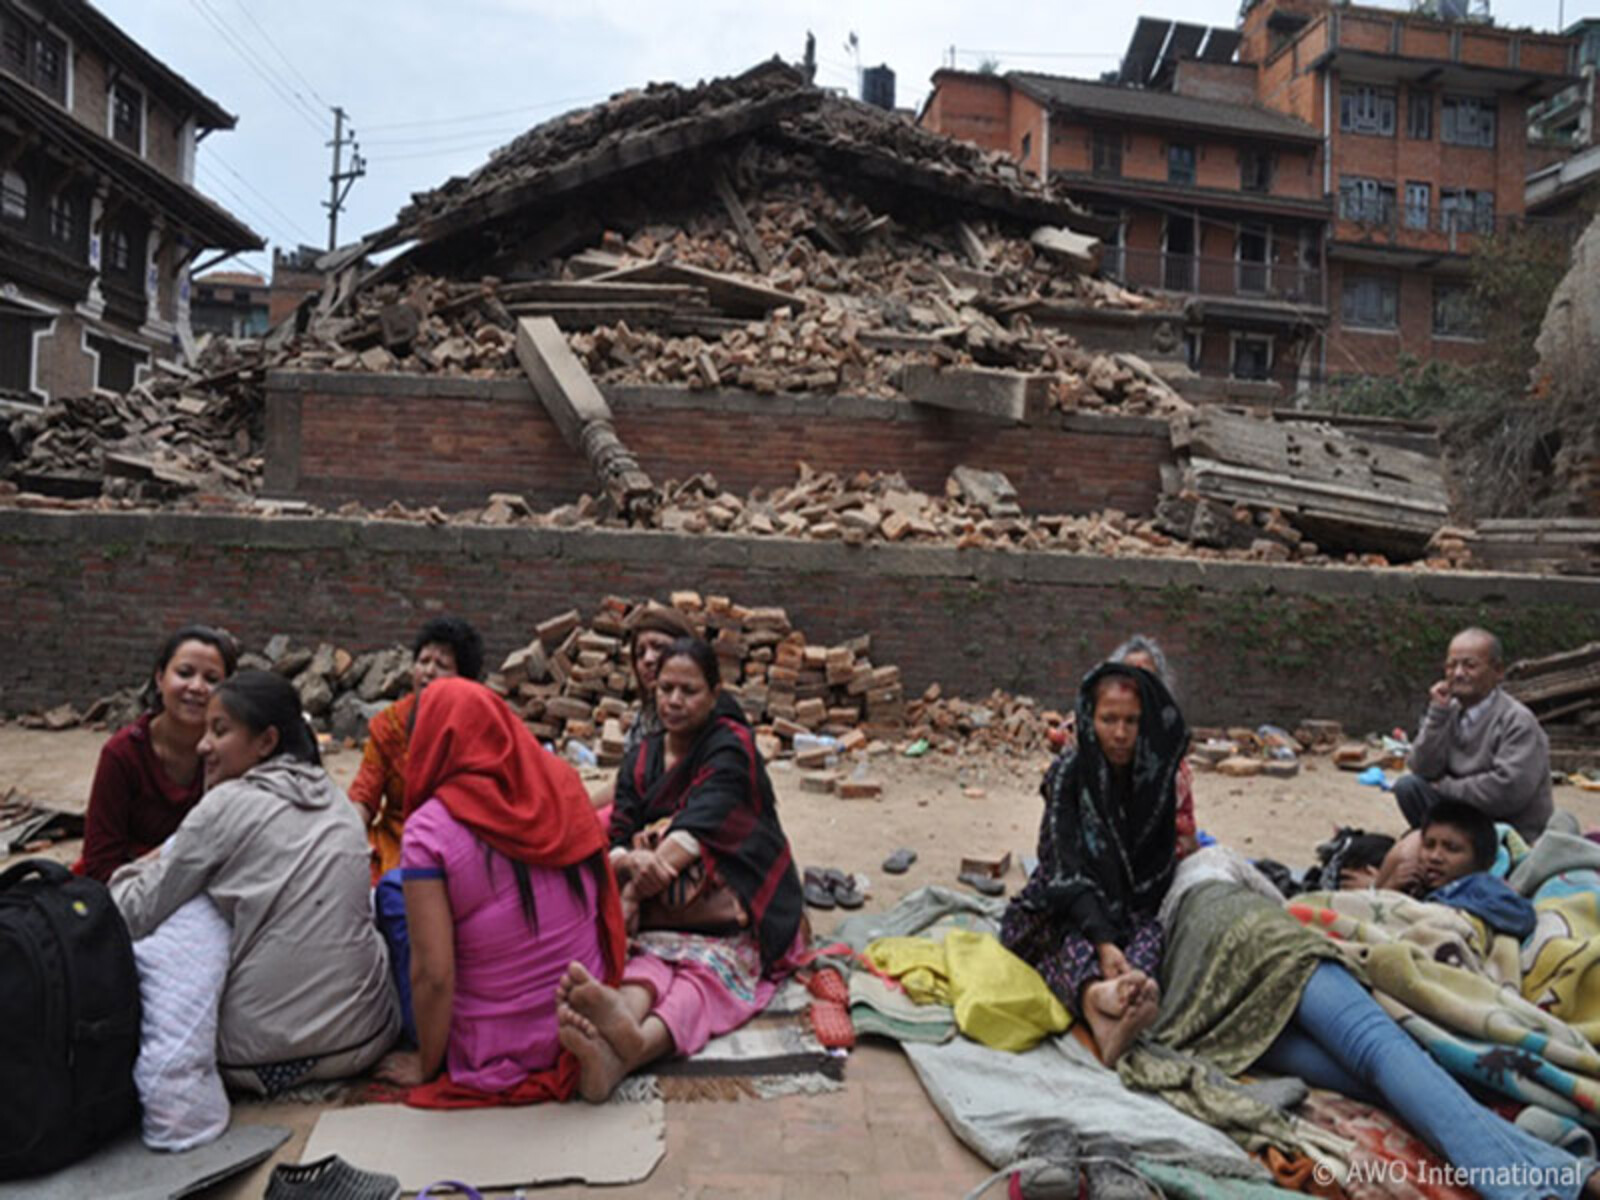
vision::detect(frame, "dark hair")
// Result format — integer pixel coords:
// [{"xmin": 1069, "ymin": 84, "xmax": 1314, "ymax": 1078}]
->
[
  {"xmin": 1421, "ymin": 800, "xmax": 1498, "ymax": 872},
  {"xmin": 143, "ymin": 624, "xmax": 240, "ymax": 712},
  {"xmin": 413, "ymin": 615, "xmax": 485, "ymax": 682},
  {"xmin": 213, "ymin": 669, "xmax": 322, "ymax": 766},
  {"xmin": 486, "ymin": 847, "xmax": 607, "ymax": 932},
  {"xmin": 659, "ymin": 637, "xmax": 721, "ymax": 690}
]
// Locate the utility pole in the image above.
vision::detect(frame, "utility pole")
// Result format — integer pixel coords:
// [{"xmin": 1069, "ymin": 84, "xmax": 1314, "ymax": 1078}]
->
[{"xmin": 324, "ymin": 106, "xmax": 365, "ymax": 252}]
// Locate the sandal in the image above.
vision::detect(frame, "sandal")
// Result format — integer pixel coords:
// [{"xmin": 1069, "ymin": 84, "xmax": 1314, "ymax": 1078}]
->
[
  {"xmin": 809, "ymin": 997, "xmax": 856, "ymax": 1049},
  {"xmin": 266, "ymin": 1156, "xmax": 401, "ymax": 1200},
  {"xmin": 417, "ymin": 1185, "xmax": 487, "ymax": 1200},
  {"xmin": 881, "ymin": 847, "xmax": 917, "ymax": 874},
  {"xmin": 803, "ymin": 866, "xmax": 836, "ymax": 909},
  {"xmin": 823, "ymin": 868, "xmax": 864, "ymax": 909},
  {"xmin": 804, "ymin": 966, "xmax": 850, "ymax": 1005},
  {"xmin": 958, "ymin": 871, "xmax": 1006, "ymax": 897}
]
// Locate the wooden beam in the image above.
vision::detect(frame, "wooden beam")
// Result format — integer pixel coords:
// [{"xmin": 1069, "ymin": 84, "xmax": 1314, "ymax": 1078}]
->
[{"xmin": 712, "ymin": 163, "xmax": 772, "ymax": 273}]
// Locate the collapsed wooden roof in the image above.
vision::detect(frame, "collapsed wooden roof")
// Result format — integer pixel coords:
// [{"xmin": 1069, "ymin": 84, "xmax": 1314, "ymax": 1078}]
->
[{"xmin": 365, "ymin": 60, "xmax": 1103, "ymax": 269}]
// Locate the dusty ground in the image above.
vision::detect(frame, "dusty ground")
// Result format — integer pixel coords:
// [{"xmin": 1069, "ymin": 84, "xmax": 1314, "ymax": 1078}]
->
[{"xmin": 7, "ymin": 725, "xmax": 1600, "ymax": 1198}]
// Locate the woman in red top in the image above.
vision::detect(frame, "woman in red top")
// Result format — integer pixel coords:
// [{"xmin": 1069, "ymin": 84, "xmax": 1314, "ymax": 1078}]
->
[{"xmin": 77, "ymin": 625, "xmax": 238, "ymax": 882}]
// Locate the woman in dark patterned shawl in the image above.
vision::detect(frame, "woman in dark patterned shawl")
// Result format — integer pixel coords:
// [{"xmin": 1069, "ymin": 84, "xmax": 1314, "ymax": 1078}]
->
[
  {"xmin": 555, "ymin": 637, "xmax": 807, "ymax": 1102},
  {"xmin": 1002, "ymin": 660, "xmax": 1188, "ymax": 1064}
]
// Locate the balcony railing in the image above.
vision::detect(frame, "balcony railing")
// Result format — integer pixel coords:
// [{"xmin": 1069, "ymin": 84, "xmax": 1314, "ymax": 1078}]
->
[{"xmin": 1105, "ymin": 247, "xmax": 1323, "ymax": 304}]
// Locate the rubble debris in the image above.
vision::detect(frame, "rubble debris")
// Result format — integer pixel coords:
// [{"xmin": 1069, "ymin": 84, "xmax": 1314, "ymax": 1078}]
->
[
  {"xmin": 1168, "ymin": 408, "xmax": 1449, "ymax": 562},
  {"xmin": 1453, "ymin": 519, "xmax": 1600, "ymax": 576},
  {"xmin": 1505, "ymin": 642, "xmax": 1600, "ymax": 771}
]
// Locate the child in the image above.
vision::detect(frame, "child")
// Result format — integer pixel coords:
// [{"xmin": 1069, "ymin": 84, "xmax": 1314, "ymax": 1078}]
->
[{"xmin": 1378, "ymin": 799, "xmax": 1535, "ymax": 938}]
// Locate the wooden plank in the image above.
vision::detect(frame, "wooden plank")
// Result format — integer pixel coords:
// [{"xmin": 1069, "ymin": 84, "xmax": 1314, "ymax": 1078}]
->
[
  {"xmin": 956, "ymin": 221, "xmax": 991, "ymax": 270},
  {"xmin": 713, "ymin": 165, "xmax": 772, "ymax": 274},
  {"xmin": 494, "ymin": 281, "xmax": 707, "ymax": 305},
  {"xmin": 502, "ymin": 302, "xmax": 690, "ymax": 326},
  {"xmin": 589, "ymin": 260, "xmax": 802, "ymax": 317},
  {"xmin": 1188, "ymin": 457, "xmax": 1448, "ymax": 520}
]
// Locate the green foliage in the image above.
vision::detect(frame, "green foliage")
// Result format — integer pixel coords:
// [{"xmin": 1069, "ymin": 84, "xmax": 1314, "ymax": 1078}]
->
[{"xmin": 1469, "ymin": 220, "xmax": 1577, "ymax": 393}]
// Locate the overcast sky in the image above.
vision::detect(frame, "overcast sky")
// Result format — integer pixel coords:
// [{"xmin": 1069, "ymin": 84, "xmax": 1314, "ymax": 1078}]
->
[{"xmin": 95, "ymin": 0, "xmax": 1596, "ymax": 276}]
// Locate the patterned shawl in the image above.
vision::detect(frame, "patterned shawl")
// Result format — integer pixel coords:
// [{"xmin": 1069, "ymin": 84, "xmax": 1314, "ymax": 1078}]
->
[
  {"xmin": 1025, "ymin": 661, "xmax": 1188, "ymax": 944},
  {"xmin": 611, "ymin": 692, "xmax": 804, "ymax": 967}
]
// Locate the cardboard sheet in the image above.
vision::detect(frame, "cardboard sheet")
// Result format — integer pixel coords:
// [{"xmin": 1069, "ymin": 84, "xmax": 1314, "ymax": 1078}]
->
[{"xmin": 299, "ymin": 1097, "xmax": 664, "ymax": 1191}]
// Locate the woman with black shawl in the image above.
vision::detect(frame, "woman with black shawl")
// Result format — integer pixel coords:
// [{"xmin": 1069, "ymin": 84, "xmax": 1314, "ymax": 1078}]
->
[
  {"xmin": 1001, "ymin": 661, "xmax": 1189, "ymax": 1064},
  {"xmin": 556, "ymin": 638, "xmax": 807, "ymax": 1102}
]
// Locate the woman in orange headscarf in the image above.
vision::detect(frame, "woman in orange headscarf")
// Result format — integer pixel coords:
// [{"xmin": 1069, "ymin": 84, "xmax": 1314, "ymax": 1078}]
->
[{"xmin": 375, "ymin": 678, "xmax": 626, "ymax": 1106}]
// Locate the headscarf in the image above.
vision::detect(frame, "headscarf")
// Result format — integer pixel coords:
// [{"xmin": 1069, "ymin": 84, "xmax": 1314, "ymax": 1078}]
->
[
  {"xmin": 624, "ymin": 600, "xmax": 696, "ymax": 644},
  {"xmin": 1026, "ymin": 661, "xmax": 1189, "ymax": 944},
  {"xmin": 402, "ymin": 678, "xmax": 629, "ymax": 1108}
]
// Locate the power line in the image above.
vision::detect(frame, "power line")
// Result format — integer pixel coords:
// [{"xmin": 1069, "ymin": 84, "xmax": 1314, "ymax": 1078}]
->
[
  {"xmin": 366, "ymin": 135, "xmax": 519, "ymax": 165},
  {"xmin": 360, "ymin": 94, "xmax": 608, "ymax": 133},
  {"xmin": 195, "ymin": 163, "xmax": 295, "ymax": 247},
  {"xmin": 227, "ymin": 0, "xmax": 330, "ymax": 110},
  {"xmin": 186, "ymin": 0, "xmax": 326, "ymax": 136},
  {"xmin": 202, "ymin": 151, "xmax": 319, "ymax": 245},
  {"xmin": 363, "ymin": 125, "xmax": 525, "ymax": 148}
]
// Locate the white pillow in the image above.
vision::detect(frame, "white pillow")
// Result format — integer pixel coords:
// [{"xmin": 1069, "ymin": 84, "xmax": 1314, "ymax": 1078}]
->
[{"xmin": 131, "ymin": 894, "xmax": 232, "ymax": 1151}]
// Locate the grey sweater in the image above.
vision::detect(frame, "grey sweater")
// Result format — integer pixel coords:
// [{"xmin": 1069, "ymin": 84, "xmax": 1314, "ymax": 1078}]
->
[
  {"xmin": 112, "ymin": 756, "xmax": 397, "ymax": 1070},
  {"xmin": 1408, "ymin": 686, "xmax": 1552, "ymax": 839}
]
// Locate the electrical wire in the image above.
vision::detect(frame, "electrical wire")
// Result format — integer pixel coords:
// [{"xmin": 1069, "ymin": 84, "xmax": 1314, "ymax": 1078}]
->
[
  {"xmin": 201, "ymin": 151, "xmax": 319, "ymax": 245},
  {"xmin": 194, "ymin": 163, "xmax": 296, "ymax": 249},
  {"xmin": 361, "ymin": 94, "xmax": 609, "ymax": 132},
  {"xmin": 226, "ymin": 0, "xmax": 331, "ymax": 110},
  {"xmin": 363, "ymin": 125, "xmax": 525, "ymax": 148},
  {"xmin": 185, "ymin": 0, "xmax": 327, "ymax": 136},
  {"xmin": 366, "ymin": 135, "xmax": 520, "ymax": 165}
]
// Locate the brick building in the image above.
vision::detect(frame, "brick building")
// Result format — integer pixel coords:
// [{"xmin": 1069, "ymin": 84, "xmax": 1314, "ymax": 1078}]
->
[
  {"xmin": 921, "ymin": 1, "xmax": 1576, "ymax": 392},
  {"xmin": 191, "ymin": 270, "xmax": 268, "ymax": 338},
  {"xmin": 0, "ymin": 0, "xmax": 259, "ymax": 400}
]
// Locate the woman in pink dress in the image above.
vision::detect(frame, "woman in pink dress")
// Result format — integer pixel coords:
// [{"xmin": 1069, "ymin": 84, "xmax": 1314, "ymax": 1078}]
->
[{"xmin": 376, "ymin": 678, "xmax": 626, "ymax": 1104}]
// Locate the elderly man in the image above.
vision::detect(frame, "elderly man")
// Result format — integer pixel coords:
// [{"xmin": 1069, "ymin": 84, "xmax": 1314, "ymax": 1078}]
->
[{"xmin": 1392, "ymin": 627, "xmax": 1551, "ymax": 842}]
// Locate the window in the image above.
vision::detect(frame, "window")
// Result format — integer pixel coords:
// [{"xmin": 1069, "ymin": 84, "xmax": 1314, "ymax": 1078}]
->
[
  {"xmin": 1404, "ymin": 182, "xmax": 1431, "ymax": 230},
  {"xmin": 1339, "ymin": 176, "xmax": 1395, "ymax": 224},
  {"xmin": 107, "ymin": 227, "xmax": 131, "ymax": 274},
  {"xmin": 1, "ymin": 168, "xmax": 24, "ymax": 221},
  {"xmin": 1168, "ymin": 142, "xmax": 1196, "ymax": 185},
  {"xmin": 1342, "ymin": 274, "xmax": 1399, "ymax": 329},
  {"xmin": 1020, "ymin": 130, "xmax": 1032, "ymax": 161},
  {"xmin": 1092, "ymin": 128, "xmax": 1122, "ymax": 178},
  {"xmin": 89, "ymin": 334, "xmax": 144, "ymax": 393},
  {"xmin": 1407, "ymin": 91, "xmax": 1432, "ymax": 140},
  {"xmin": 1231, "ymin": 335, "xmax": 1273, "ymax": 381},
  {"xmin": 1090, "ymin": 206, "xmax": 1125, "ymax": 279},
  {"xmin": 1340, "ymin": 85, "xmax": 1396, "ymax": 136},
  {"xmin": 1240, "ymin": 149, "xmax": 1273, "ymax": 193},
  {"xmin": 111, "ymin": 84, "xmax": 143, "ymax": 154},
  {"xmin": 47, "ymin": 190, "xmax": 75, "ymax": 246},
  {"xmin": 1163, "ymin": 215, "xmax": 1195, "ymax": 290},
  {"xmin": 1433, "ymin": 281, "xmax": 1482, "ymax": 338},
  {"xmin": 1237, "ymin": 225, "xmax": 1269, "ymax": 294},
  {"xmin": 0, "ymin": 5, "xmax": 67, "ymax": 104},
  {"xmin": 1442, "ymin": 96, "xmax": 1495, "ymax": 147},
  {"xmin": 1440, "ymin": 188, "xmax": 1494, "ymax": 234},
  {"xmin": 0, "ymin": 313, "xmax": 39, "ymax": 391}
]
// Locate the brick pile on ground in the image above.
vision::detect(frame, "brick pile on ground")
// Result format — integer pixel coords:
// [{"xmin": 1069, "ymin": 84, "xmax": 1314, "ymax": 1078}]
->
[{"xmin": 904, "ymin": 685, "xmax": 1068, "ymax": 757}]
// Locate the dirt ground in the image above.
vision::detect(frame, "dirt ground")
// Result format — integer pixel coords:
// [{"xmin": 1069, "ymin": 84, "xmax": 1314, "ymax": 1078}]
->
[{"xmin": 7, "ymin": 724, "xmax": 1600, "ymax": 1198}]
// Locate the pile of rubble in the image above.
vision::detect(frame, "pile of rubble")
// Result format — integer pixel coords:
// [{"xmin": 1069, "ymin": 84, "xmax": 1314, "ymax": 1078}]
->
[
  {"xmin": 1505, "ymin": 642, "xmax": 1600, "ymax": 771},
  {"xmin": 904, "ymin": 686, "xmax": 1067, "ymax": 757}
]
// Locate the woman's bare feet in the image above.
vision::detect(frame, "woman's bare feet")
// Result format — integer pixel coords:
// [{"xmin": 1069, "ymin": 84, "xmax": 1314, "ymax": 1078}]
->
[
  {"xmin": 1082, "ymin": 970, "xmax": 1160, "ymax": 1066},
  {"xmin": 565, "ymin": 962, "xmax": 649, "ymax": 1063},
  {"xmin": 558, "ymin": 1004, "xmax": 628, "ymax": 1103}
]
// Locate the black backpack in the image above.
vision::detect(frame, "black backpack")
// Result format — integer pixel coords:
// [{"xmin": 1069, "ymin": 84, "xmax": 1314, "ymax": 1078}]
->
[{"xmin": 0, "ymin": 859, "xmax": 142, "ymax": 1179}]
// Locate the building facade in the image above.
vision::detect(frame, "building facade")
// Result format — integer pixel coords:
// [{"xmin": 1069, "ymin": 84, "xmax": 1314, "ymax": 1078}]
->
[
  {"xmin": 921, "ymin": 1, "xmax": 1575, "ymax": 393},
  {"xmin": 191, "ymin": 270, "xmax": 268, "ymax": 338},
  {"xmin": 0, "ymin": 0, "xmax": 259, "ymax": 399}
]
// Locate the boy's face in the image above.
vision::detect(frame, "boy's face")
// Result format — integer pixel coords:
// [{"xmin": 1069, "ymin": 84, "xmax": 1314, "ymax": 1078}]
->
[{"xmin": 1419, "ymin": 822, "xmax": 1480, "ymax": 890}]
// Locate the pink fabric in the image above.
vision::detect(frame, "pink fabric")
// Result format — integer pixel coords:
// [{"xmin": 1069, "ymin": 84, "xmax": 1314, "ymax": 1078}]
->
[
  {"xmin": 402, "ymin": 799, "xmax": 606, "ymax": 1092},
  {"xmin": 622, "ymin": 926, "xmax": 807, "ymax": 1057}
]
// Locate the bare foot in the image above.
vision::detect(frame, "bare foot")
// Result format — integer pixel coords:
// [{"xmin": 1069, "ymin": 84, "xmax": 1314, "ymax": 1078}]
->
[
  {"xmin": 1083, "ymin": 971, "xmax": 1158, "ymax": 1066},
  {"xmin": 568, "ymin": 964, "xmax": 648, "ymax": 1063},
  {"xmin": 556, "ymin": 960, "xmax": 588, "ymax": 1009},
  {"xmin": 558, "ymin": 1003, "xmax": 627, "ymax": 1103}
]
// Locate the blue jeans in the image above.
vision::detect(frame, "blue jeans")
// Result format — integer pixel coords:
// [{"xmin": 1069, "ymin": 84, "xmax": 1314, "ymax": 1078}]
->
[{"xmin": 1256, "ymin": 963, "xmax": 1595, "ymax": 1200}]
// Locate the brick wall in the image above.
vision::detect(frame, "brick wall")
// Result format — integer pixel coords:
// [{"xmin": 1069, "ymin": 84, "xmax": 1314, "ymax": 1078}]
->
[
  {"xmin": 6, "ymin": 511, "xmax": 1600, "ymax": 733},
  {"xmin": 264, "ymin": 373, "xmax": 1174, "ymax": 515}
]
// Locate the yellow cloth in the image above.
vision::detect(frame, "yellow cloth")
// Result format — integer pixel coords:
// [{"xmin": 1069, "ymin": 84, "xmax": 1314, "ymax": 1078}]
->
[
  {"xmin": 1523, "ymin": 888, "xmax": 1600, "ymax": 1044},
  {"xmin": 866, "ymin": 930, "xmax": 1071, "ymax": 1052}
]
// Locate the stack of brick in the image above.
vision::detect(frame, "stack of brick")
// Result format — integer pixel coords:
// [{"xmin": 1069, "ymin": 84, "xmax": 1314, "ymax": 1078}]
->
[
  {"xmin": 904, "ymin": 685, "xmax": 1069, "ymax": 756},
  {"xmin": 490, "ymin": 593, "xmax": 907, "ymax": 760}
]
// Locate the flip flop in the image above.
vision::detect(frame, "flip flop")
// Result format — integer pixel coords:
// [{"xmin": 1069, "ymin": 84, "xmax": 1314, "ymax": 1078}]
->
[
  {"xmin": 958, "ymin": 871, "xmax": 1006, "ymax": 897},
  {"xmin": 881, "ymin": 847, "xmax": 917, "ymax": 874},
  {"xmin": 823, "ymin": 867, "xmax": 865, "ymax": 909},
  {"xmin": 803, "ymin": 866, "xmax": 836, "ymax": 909}
]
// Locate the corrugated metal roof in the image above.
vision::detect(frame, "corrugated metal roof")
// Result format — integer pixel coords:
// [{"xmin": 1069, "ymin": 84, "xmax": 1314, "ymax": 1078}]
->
[{"xmin": 1010, "ymin": 72, "xmax": 1321, "ymax": 144}]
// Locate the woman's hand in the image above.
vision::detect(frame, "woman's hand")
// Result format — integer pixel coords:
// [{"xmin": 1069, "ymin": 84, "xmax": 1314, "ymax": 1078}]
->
[
  {"xmin": 630, "ymin": 849, "xmax": 678, "ymax": 898},
  {"xmin": 620, "ymin": 878, "xmax": 642, "ymax": 935},
  {"xmin": 375, "ymin": 1050, "xmax": 428, "ymax": 1088},
  {"xmin": 1096, "ymin": 942, "xmax": 1131, "ymax": 980}
]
